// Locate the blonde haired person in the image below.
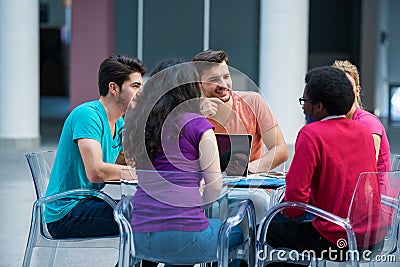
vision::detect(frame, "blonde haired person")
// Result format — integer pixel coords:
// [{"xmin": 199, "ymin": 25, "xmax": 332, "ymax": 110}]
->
[{"xmin": 333, "ymin": 60, "xmax": 390, "ymax": 172}]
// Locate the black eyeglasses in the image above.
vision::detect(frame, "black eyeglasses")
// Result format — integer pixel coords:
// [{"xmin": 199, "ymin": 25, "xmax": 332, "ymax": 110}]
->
[{"xmin": 298, "ymin": 97, "xmax": 312, "ymax": 105}]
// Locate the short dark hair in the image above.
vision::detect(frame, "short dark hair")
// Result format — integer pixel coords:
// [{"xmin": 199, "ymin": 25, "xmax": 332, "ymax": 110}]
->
[
  {"xmin": 192, "ymin": 49, "xmax": 229, "ymax": 65},
  {"xmin": 305, "ymin": 66, "xmax": 354, "ymax": 116},
  {"xmin": 191, "ymin": 50, "xmax": 229, "ymax": 78},
  {"xmin": 98, "ymin": 54, "xmax": 146, "ymax": 96}
]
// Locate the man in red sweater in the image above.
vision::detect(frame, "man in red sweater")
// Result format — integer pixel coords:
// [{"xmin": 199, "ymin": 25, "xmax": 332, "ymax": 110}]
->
[{"xmin": 265, "ymin": 66, "xmax": 379, "ymax": 266}]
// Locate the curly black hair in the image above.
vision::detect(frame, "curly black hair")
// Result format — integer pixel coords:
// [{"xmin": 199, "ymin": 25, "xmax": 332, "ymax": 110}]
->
[
  {"xmin": 305, "ymin": 66, "xmax": 354, "ymax": 116},
  {"xmin": 123, "ymin": 59, "xmax": 201, "ymax": 166}
]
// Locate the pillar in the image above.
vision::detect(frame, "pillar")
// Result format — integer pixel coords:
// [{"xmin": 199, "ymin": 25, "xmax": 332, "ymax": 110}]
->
[
  {"xmin": 259, "ymin": 0, "xmax": 309, "ymax": 153},
  {"xmin": 0, "ymin": 0, "xmax": 40, "ymax": 150}
]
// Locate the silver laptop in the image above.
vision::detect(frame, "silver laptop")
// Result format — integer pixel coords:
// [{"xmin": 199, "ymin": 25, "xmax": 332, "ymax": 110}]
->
[{"xmin": 215, "ymin": 134, "xmax": 252, "ymax": 180}]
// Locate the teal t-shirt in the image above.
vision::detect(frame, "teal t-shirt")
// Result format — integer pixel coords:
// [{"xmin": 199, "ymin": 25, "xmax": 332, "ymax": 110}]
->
[{"xmin": 44, "ymin": 100, "xmax": 123, "ymax": 223}]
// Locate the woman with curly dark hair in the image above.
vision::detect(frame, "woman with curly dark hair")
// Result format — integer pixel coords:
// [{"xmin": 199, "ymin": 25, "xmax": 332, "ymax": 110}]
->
[{"xmin": 123, "ymin": 59, "xmax": 243, "ymax": 266}]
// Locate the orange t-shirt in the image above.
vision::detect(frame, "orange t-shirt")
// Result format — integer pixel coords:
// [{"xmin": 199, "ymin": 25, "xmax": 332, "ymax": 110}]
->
[{"xmin": 208, "ymin": 91, "xmax": 278, "ymax": 162}]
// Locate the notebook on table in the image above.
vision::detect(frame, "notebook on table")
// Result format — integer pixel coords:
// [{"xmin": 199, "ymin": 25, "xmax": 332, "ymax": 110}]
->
[{"xmin": 230, "ymin": 176, "xmax": 286, "ymax": 189}]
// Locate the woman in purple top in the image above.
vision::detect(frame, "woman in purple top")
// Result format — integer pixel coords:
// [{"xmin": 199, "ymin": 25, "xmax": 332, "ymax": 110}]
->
[
  {"xmin": 123, "ymin": 59, "xmax": 243, "ymax": 266},
  {"xmin": 333, "ymin": 60, "xmax": 391, "ymax": 172}
]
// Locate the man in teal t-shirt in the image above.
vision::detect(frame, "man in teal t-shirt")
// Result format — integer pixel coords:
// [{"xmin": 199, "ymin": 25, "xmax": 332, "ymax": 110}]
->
[{"xmin": 45, "ymin": 54, "xmax": 146, "ymax": 238}]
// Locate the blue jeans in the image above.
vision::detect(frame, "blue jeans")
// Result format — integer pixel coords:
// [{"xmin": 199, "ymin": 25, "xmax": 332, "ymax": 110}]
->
[
  {"xmin": 47, "ymin": 197, "xmax": 119, "ymax": 238},
  {"xmin": 133, "ymin": 219, "xmax": 244, "ymax": 266},
  {"xmin": 265, "ymin": 213, "xmax": 384, "ymax": 267}
]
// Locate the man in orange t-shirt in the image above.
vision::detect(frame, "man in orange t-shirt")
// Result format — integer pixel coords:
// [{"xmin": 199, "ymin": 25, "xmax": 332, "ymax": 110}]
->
[{"xmin": 192, "ymin": 50, "xmax": 288, "ymax": 173}]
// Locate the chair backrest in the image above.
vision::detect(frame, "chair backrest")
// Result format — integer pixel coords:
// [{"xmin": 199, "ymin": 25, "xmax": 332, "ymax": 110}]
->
[
  {"xmin": 390, "ymin": 153, "xmax": 400, "ymax": 170},
  {"xmin": 117, "ymin": 168, "xmax": 230, "ymax": 264},
  {"xmin": 121, "ymin": 168, "xmax": 226, "ymax": 204},
  {"xmin": 25, "ymin": 150, "xmax": 56, "ymax": 199},
  {"xmin": 347, "ymin": 171, "xmax": 400, "ymax": 254}
]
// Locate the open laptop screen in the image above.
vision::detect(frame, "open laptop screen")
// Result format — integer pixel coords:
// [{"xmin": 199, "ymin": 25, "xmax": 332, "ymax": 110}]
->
[{"xmin": 215, "ymin": 134, "xmax": 252, "ymax": 177}]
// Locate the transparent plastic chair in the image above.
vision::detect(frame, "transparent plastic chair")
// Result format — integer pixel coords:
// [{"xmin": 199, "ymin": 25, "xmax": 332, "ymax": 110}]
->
[
  {"xmin": 391, "ymin": 153, "xmax": 400, "ymax": 170},
  {"xmin": 114, "ymin": 168, "xmax": 257, "ymax": 267},
  {"xmin": 267, "ymin": 185, "xmax": 286, "ymax": 210},
  {"xmin": 256, "ymin": 171, "xmax": 400, "ymax": 267},
  {"xmin": 22, "ymin": 150, "xmax": 119, "ymax": 266}
]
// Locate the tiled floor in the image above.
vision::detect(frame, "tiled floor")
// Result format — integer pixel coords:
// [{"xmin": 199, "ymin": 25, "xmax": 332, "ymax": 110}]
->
[{"xmin": 1, "ymin": 97, "xmax": 399, "ymax": 266}]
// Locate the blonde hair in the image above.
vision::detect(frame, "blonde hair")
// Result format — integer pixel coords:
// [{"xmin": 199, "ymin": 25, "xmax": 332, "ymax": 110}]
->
[{"xmin": 332, "ymin": 60, "xmax": 363, "ymax": 108}]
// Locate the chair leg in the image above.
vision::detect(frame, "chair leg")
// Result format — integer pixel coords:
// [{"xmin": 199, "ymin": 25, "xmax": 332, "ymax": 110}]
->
[
  {"xmin": 22, "ymin": 231, "xmax": 35, "ymax": 267},
  {"xmin": 118, "ymin": 227, "xmax": 131, "ymax": 267},
  {"xmin": 48, "ymin": 242, "xmax": 59, "ymax": 267},
  {"xmin": 314, "ymin": 259, "xmax": 326, "ymax": 267},
  {"xmin": 22, "ymin": 205, "xmax": 41, "ymax": 267}
]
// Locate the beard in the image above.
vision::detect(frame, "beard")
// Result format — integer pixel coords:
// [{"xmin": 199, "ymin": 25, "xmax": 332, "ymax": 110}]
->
[
  {"xmin": 305, "ymin": 115, "xmax": 316, "ymax": 124},
  {"xmin": 117, "ymin": 95, "xmax": 132, "ymax": 115}
]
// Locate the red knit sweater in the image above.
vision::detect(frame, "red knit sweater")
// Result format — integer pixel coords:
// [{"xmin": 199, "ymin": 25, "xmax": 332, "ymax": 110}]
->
[{"xmin": 285, "ymin": 117, "xmax": 381, "ymax": 245}]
